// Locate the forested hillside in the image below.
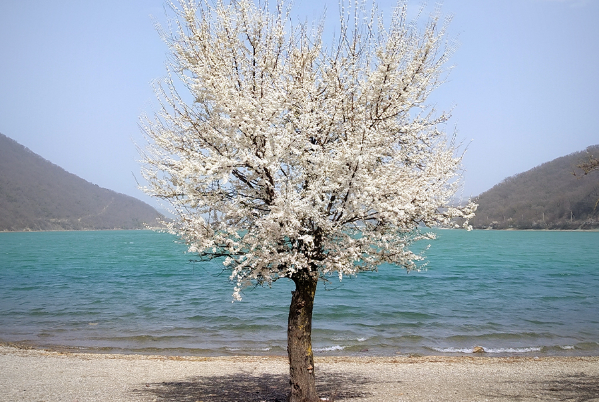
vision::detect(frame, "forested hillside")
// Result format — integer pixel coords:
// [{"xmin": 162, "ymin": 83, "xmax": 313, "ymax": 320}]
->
[
  {"xmin": 0, "ymin": 133, "xmax": 163, "ymax": 231},
  {"xmin": 471, "ymin": 145, "xmax": 599, "ymax": 230}
]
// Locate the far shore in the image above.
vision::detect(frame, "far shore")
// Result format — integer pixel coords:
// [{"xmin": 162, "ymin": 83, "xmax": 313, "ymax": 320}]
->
[
  {"xmin": 0, "ymin": 228, "xmax": 156, "ymax": 233},
  {"xmin": 2, "ymin": 344, "xmax": 598, "ymax": 401},
  {"xmin": 2, "ymin": 226, "xmax": 599, "ymax": 233}
]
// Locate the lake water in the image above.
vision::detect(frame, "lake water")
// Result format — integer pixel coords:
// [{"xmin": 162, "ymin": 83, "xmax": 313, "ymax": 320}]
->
[{"xmin": 0, "ymin": 229, "xmax": 598, "ymax": 357}]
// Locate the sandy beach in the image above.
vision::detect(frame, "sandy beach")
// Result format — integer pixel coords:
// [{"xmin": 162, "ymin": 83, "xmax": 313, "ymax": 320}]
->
[{"xmin": 1, "ymin": 345, "xmax": 598, "ymax": 401}]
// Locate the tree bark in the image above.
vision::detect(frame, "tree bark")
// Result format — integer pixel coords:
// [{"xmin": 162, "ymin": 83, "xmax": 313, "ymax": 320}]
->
[{"xmin": 287, "ymin": 270, "xmax": 319, "ymax": 402}]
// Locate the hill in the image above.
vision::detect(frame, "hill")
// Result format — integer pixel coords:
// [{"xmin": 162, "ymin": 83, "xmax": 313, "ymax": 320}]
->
[
  {"xmin": 471, "ymin": 145, "xmax": 599, "ymax": 230},
  {"xmin": 0, "ymin": 133, "xmax": 163, "ymax": 231}
]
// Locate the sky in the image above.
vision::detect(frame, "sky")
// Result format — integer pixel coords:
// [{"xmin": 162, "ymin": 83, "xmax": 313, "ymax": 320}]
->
[{"xmin": 1, "ymin": 0, "xmax": 598, "ymax": 210}]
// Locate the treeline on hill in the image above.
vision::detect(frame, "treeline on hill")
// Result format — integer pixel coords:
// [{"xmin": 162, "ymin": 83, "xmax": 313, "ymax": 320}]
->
[
  {"xmin": 471, "ymin": 145, "xmax": 599, "ymax": 230},
  {"xmin": 0, "ymin": 133, "xmax": 163, "ymax": 231}
]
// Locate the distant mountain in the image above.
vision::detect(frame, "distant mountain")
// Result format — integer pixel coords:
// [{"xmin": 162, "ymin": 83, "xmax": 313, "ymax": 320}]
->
[
  {"xmin": 0, "ymin": 133, "xmax": 163, "ymax": 231},
  {"xmin": 471, "ymin": 145, "xmax": 599, "ymax": 230}
]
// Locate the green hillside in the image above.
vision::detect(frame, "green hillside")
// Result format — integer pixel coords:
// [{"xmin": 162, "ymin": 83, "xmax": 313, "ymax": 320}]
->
[
  {"xmin": 0, "ymin": 133, "xmax": 163, "ymax": 231},
  {"xmin": 471, "ymin": 145, "xmax": 599, "ymax": 230}
]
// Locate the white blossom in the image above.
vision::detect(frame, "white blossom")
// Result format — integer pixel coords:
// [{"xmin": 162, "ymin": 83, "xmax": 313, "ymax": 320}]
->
[{"xmin": 140, "ymin": 0, "xmax": 477, "ymax": 300}]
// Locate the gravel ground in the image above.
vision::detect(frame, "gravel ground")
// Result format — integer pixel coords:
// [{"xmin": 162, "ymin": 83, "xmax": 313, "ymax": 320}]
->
[{"xmin": 1, "ymin": 345, "xmax": 598, "ymax": 401}]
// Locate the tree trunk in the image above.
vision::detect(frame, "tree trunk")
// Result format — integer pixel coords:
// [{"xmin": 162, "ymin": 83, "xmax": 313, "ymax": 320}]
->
[{"xmin": 287, "ymin": 270, "xmax": 319, "ymax": 402}]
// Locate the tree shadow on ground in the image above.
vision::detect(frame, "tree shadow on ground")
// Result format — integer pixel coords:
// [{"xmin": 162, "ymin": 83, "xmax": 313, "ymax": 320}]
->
[
  {"xmin": 133, "ymin": 371, "xmax": 373, "ymax": 402},
  {"xmin": 487, "ymin": 373, "xmax": 599, "ymax": 402},
  {"xmin": 540, "ymin": 373, "xmax": 599, "ymax": 402}
]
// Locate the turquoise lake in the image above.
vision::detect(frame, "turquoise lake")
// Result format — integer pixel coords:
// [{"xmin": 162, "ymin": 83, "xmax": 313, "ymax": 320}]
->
[{"xmin": 0, "ymin": 229, "xmax": 597, "ymax": 356}]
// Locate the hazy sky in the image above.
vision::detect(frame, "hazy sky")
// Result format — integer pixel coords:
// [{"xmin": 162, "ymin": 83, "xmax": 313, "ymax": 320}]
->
[{"xmin": 1, "ymin": 0, "xmax": 597, "ymax": 209}]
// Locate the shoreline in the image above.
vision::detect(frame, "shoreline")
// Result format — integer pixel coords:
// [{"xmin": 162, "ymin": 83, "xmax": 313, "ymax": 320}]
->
[
  {"xmin": 3, "ymin": 339, "xmax": 597, "ymax": 359},
  {"xmin": 2, "ymin": 345, "xmax": 598, "ymax": 401}
]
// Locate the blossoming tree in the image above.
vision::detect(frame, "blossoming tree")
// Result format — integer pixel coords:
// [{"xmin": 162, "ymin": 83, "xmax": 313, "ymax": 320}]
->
[{"xmin": 140, "ymin": 0, "xmax": 475, "ymax": 400}]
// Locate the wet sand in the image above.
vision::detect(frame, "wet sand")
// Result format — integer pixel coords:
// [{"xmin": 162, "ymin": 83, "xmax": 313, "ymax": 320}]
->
[{"xmin": 1, "ymin": 345, "xmax": 598, "ymax": 401}]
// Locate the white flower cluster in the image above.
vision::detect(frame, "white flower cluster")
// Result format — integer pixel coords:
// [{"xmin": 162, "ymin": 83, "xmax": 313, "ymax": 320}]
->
[{"xmin": 141, "ymin": 0, "xmax": 477, "ymax": 300}]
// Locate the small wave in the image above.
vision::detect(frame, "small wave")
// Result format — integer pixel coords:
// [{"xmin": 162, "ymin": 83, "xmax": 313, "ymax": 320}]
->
[
  {"xmin": 431, "ymin": 346, "xmax": 542, "ymax": 354},
  {"xmin": 225, "ymin": 347, "xmax": 271, "ymax": 352},
  {"xmin": 314, "ymin": 345, "xmax": 345, "ymax": 352},
  {"xmin": 331, "ymin": 336, "xmax": 368, "ymax": 342},
  {"xmin": 571, "ymin": 342, "xmax": 599, "ymax": 351},
  {"xmin": 484, "ymin": 347, "xmax": 542, "ymax": 354}
]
